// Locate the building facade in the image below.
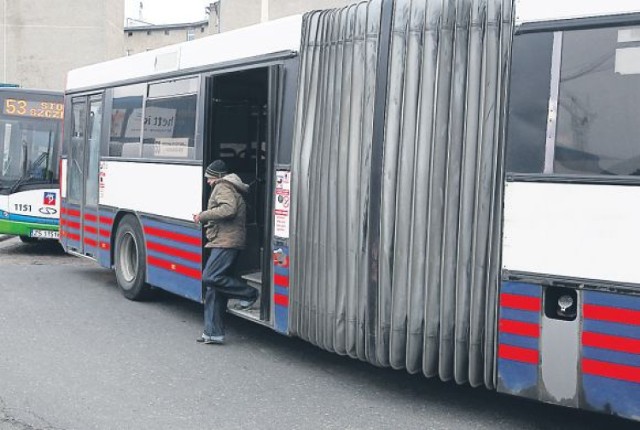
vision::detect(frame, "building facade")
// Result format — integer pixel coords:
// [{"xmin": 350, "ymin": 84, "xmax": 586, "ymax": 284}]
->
[
  {"xmin": 219, "ymin": 0, "xmax": 359, "ymax": 33},
  {"xmin": 123, "ymin": 0, "xmax": 359, "ymax": 55},
  {"xmin": 124, "ymin": 20, "xmax": 214, "ymax": 56},
  {"xmin": 0, "ymin": 0, "xmax": 124, "ymax": 90}
]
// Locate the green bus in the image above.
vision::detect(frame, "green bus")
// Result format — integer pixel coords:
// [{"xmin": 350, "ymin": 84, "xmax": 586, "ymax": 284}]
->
[{"xmin": 0, "ymin": 88, "xmax": 63, "ymax": 242}]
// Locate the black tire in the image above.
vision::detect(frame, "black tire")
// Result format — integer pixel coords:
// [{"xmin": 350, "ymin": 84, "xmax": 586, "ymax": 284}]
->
[
  {"xmin": 114, "ymin": 214, "xmax": 151, "ymax": 301},
  {"xmin": 19, "ymin": 235, "xmax": 38, "ymax": 244}
]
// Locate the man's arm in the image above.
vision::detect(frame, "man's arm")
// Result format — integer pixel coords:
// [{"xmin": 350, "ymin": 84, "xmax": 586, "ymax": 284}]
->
[{"xmin": 198, "ymin": 184, "xmax": 238, "ymax": 222}]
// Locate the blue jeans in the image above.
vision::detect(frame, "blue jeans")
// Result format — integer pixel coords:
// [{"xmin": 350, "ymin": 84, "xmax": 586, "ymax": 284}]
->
[{"xmin": 202, "ymin": 248, "xmax": 258, "ymax": 338}]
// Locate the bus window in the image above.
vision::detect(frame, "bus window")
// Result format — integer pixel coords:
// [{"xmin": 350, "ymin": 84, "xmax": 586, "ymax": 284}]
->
[
  {"xmin": 68, "ymin": 100, "xmax": 86, "ymax": 204},
  {"xmin": 109, "ymin": 83, "xmax": 145, "ymax": 158},
  {"xmin": 141, "ymin": 92, "xmax": 197, "ymax": 160},
  {"xmin": 505, "ymin": 32, "xmax": 554, "ymax": 174},
  {"xmin": 554, "ymin": 26, "xmax": 640, "ymax": 176}
]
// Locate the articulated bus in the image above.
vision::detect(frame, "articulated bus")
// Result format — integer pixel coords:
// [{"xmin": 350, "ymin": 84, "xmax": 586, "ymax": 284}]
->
[
  {"xmin": 60, "ymin": 0, "xmax": 640, "ymax": 421},
  {"xmin": 0, "ymin": 88, "xmax": 63, "ymax": 242}
]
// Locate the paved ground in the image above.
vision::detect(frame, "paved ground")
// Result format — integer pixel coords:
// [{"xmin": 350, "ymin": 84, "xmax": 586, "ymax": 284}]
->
[{"xmin": 0, "ymin": 236, "xmax": 637, "ymax": 429}]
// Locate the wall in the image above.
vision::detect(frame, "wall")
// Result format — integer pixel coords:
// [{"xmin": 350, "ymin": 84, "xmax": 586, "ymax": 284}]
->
[{"xmin": 0, "ymin": 0, "xmax": 124, "ymax": 90}]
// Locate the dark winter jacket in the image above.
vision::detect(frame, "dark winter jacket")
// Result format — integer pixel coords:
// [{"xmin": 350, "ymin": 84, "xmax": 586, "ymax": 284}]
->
[{"xmin": 199, "ymin": 174, "xmax": 249, "ymax": 249}]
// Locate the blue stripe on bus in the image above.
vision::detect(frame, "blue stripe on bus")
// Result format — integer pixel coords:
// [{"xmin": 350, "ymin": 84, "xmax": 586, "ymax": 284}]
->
[
  {"xmin": 273, "ymin": 265, "xmax": 289, "ymax": 276},
  {"xmin": 145, "ymin": 234, "xmax": 202, "ymax": 253},
  {"xmin": 275, "ymin": 304, "xmax": 288, "ymax": 334},
  {"xmin": 140, "ymin": 217, "xmax": 201, "ymax": 239},
  {"xmin": 97, "ymin": 207, "xmax": 115, "ymax": 218},
  {"xmin": 274, "ymin": 285, "xmax": 289, "ymax": 297},
  {"xmin": 147, "ymin": 249, "xmax": 201, "ymax": 270},
  {"xmin": 501, "ymin": 282, "xmax": 541, "ymax": 298},
  {"xmin": 499, "ymin": 333, "xmax": 539, "ymax": 351},
  {"xmin": 98, "ymin": 249, "xmax": 111, "ymax": 269},
  {"xmin": 582, "ymin": 346, "xmax": 640, "ymax": 368},
  {"xmin": 499, "ymin": 308, "xmax": 540, "ymax": 324},
  {"xmin": 584, "ymin": 291, "xmax": 640, "ymax": 311},
  {"xmin": 146, "ymin": 266, "xmax": 201, "ymax": 303},
  {"xmin": 498, "ymin": 359, "xmax": 538, "ymax": 394},
  {"xmin": 582, "ymin": 375, "xmax": 640, "ymax": 420},
  {"xmin": 8, "ymin": 214, "xmax": 58, "ymax": 225},
  {"xmin": 583, "ymin": 319, "xmax": 640, "ymax": 340}
]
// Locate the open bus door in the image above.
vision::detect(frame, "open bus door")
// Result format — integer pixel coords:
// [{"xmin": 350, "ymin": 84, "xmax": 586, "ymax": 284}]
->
[{"xmin": 202, "ymin": 65, "xmax": 280, "ymax": 327}]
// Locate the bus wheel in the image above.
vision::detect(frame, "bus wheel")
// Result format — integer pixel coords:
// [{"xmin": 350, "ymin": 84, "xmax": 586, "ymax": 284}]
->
[
  {"xmin": 114, "ymin": 215, "xmax": 151, "ymax": 301},
  {"xmin": 19, "ymin": 235, "xmax": 38, "ymax": 244}
]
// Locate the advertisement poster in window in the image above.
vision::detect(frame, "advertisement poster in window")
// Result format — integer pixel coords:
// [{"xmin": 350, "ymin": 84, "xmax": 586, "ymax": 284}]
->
[{"xmin": 125, "ymin": 107, "xmax": 176, "ymax": 139}]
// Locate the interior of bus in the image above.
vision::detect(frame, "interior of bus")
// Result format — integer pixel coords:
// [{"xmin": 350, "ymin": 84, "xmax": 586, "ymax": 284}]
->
[{"xmin": 203, "ymin": 66, "xmax": 272, "ymax": 322}]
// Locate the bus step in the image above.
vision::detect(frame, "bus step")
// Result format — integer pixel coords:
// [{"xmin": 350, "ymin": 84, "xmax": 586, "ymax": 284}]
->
[
  {"xmin": 241, "ymin": 271, "xmax": 262, "ymax": 287},
  {"xmin": 228, "ymin": 271, "xmax": 262, "ymax": 321}
]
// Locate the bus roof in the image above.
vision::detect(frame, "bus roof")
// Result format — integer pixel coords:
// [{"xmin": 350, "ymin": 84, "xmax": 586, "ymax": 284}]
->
[
  {"xmin": 516, "ymin": 0, "xmax": 640, "ymax": 24},
  {"xmin": 66, "ymin": 14, "xmax": 303, "ymax": 93}
]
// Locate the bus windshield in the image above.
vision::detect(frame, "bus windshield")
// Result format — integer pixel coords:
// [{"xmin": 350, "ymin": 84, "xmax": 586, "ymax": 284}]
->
[{"xmin": 0, "ymin": 97, "xmax": 62, "ymax": 190}]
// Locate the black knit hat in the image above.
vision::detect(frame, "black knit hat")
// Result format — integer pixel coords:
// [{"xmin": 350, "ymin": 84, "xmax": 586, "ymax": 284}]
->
[{"xmin": 205, "ymin": 159, "xmax": 228, "ymax": 178}]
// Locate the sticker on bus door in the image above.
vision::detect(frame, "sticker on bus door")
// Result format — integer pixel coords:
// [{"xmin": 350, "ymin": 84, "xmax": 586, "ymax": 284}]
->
[{"xmin": 274, "ymin": 171, "xmax": 290, "ymax": 239}]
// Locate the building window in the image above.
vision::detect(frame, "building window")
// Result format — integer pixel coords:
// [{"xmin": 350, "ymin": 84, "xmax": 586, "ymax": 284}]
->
[
  {"xmin": 147, "ymin": 30, "xmax": 151, "ymax": 35},
  {"xmin": 127, "ymin": 31, "xmax": 133, "ymax": 37},
  {"xmin": 187, "ymin": 29, "xmax": 195, "ymax": 41},
  {"xmin": 165, "ymin": 29, "xmax": 170, "ymax": 35}
]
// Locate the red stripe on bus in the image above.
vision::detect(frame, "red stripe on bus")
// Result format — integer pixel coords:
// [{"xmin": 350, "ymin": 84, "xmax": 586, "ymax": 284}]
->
[
  {"xmin": 60, "ymin": 207, "xmax": 66, "ymax": 215},
  {"xmin": 99, "ymin": 216, "xmax": 113, "ymax": 226},
  {"xmin": 65, "ymin": 232, "xmax": 80, "ymax": 241},
  {"xmin": 143, "ymin": 226, "xmax": 201, "ymax": 247},
  {"xmin": 147, "ymin": 241, "xmax": 201, "ymax": 263},
  {"xmin": 99, "ymin": 229, "xmax": 110, "ymax": 238},
  {"xmin": 66, "ymin": 209, "xmax": 81, "ymax": 218},
  {"xmin": 500, "ymin": 293, "xmax": 541, "ymax": 312},
  {"xmin": 274, "ymin": 274, "xmax": 289, "ymax": 287},
  {"xmin": 274, "ymin": 293, "xmax": 289, "ymax": 307},
  {"xmin": 84, "ymin": 213, "xmax": 98, "ymax": 222},
  {"xmin": 147, "ymin": 255, "xmax": 201, "ymax": 280},
  {"xmin": 498, "ymin": 344, "xmax": 538, "ymax": 364},
  {"xmin": 582, "ymin": 358, "xmax": 640, "ymax": 384},
  {"xmin": 65, "ymin": 220, "xmax": 81, "ymax": 230},
  {"xmin": 584, "ymin": 304, "xmax": 640, "ymax": 326},
  {"xmin": 582, "ymin": 331, "xmax": 640, "ymax": 355},
  {"xmin": 499, "ymin": 319, "xmax": 540, "ymax": 338},
  {"xmin": 84, "ymin": 225, "xmax": 98, "ymax": 235},
  {"xmin": 84, "ymin": 237, "xmax": 98, "ymax": 247}
]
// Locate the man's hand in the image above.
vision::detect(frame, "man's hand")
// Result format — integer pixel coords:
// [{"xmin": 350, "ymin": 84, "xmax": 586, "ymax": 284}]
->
[{"xmin": 193, "ymin": 213, "xmax": 200, "ymax": 224}]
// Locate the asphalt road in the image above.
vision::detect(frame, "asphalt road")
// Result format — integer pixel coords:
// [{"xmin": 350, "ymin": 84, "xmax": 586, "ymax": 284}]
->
[{"xmin": 0, "ymin": 236, "xmax": 637, "ymax": 430}]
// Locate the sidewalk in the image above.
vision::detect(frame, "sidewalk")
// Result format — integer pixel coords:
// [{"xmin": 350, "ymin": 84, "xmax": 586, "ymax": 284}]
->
[{"xmin": 0, "ymin": 235, "xmax": 12, "ymax": 243}]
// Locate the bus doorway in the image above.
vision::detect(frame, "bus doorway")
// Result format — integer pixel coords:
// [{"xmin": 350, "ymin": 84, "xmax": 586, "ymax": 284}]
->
[{"xmin": 203, "ymin": 67, "xmax": 275, "ymax": 324}]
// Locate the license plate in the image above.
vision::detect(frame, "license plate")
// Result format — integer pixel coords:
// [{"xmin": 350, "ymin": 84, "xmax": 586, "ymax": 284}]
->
[{"xmin": 30, "ymin": 229, "xmax": 59, "ymax": 239}]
